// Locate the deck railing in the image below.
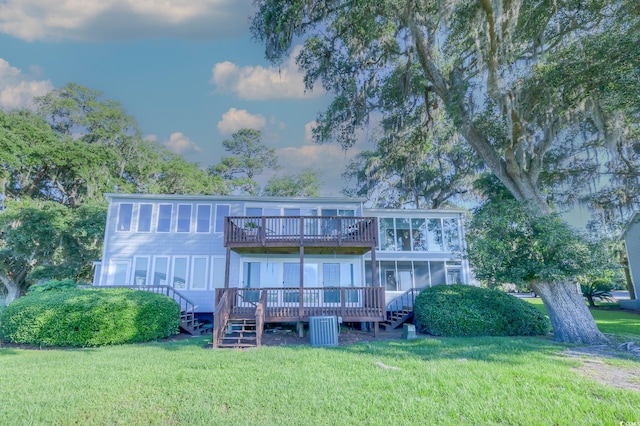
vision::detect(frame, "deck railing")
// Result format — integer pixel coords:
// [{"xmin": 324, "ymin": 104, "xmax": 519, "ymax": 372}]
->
[
  {"xmin": 386, "ymin": 287, "xmax": 426, "ymax": 313},
  {"xmin": 213, "ymin": 290, "xmax": 230, "ymax": 348},
  {"xmin": 216, "ymin": 287, "xmax": 385, "ymax": 322},
  {"xmin": 90, "ymin": 285, "xmax": 197, "ymax": 319},
  {"xmin": 224, "ymin": 216, "xmax": 377, "ymax": 247}
]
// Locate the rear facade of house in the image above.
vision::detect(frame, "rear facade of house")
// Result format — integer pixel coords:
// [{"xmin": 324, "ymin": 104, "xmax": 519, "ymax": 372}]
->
[{"xmin": 93, "ymin": 194, "xmax": 471, "ymax": 342}]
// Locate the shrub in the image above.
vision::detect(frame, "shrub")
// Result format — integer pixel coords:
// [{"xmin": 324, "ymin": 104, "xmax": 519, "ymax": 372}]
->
[
  {"xmin": 414, "ymin": 284, "xmax": 551, "ymax": 337},
  {"xmin": 0, "ymin": 288, "xmax": 180, "ymax": 346},
  {"xmin": 28, "ymin": 279, "xmax": 83, "ymax": 293}
]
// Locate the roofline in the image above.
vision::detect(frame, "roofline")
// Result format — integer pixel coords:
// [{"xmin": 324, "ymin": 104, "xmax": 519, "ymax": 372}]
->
[
  {"xmin": 103, "ymin": 193, "xmax": 368, "ymax": 204},
  {"xmin": 364, "ymin": 208, "xmax": 468, "ymax": 214}
]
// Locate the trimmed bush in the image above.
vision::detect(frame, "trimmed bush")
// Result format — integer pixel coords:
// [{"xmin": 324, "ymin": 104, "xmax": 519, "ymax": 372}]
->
[
  {"xmin": 414, "ymin": 284, "xmax": 551, "ymax": 337},
  {"xmin": 28, "ymin": 279, "xmax": 83, "ymax": 293},
  {"xmin": 0, "ymin": 288, "xmax": 180, "ymax": 347}
]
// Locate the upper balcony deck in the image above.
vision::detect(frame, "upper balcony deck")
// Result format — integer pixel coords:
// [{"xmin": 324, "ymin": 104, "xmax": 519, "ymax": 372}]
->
[{"xmin": 224, "ymin": 216, "xmax": 378, "ymax": 254}]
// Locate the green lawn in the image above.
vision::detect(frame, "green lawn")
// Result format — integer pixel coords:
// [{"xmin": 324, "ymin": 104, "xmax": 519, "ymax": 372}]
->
[
  {"xmin": 526, "ymin": 297, "xmax": 640, "ymax": 337},
  {"xmin": 1, "ymin": 335, "xmax": 639, "ymax": 425}
]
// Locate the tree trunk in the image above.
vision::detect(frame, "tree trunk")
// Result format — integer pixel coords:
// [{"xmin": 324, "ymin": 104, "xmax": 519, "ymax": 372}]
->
[
  {"xmin": 531, "ymin": 281, "xmax": 608, "ymax": 345},
  {"xmin": 1, "ymin": 277, "xmax": 19, "ymax": 305}
]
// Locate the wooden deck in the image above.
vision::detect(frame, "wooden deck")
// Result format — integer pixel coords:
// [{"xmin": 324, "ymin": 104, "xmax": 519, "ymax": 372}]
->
[
  {"xmin": 224, "ymin": 216, "xmax": 378, "ymax": 254},
  {"xmin": 215, "ymin": 287, "xmax": 385, "ymax": 322}
]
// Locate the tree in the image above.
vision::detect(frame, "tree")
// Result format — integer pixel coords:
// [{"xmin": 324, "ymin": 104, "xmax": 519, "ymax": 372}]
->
[
  {"xmin": 466, "ymin": 189, "xmax": 610, "ymax": 344},
  {"xmin": 251, "ymin": 0, "xmax": 639, "ymax": 343},
  {"xmin": 208, "ymin": 128, "xmax": 280, "ymax": 195},
  {"xmin": 343, "ymin": 111, "xmax": 481, "ymax": 208},
  {"xmin": 263, "ymin": 169, "xmax": 321, "ymax": 197}
]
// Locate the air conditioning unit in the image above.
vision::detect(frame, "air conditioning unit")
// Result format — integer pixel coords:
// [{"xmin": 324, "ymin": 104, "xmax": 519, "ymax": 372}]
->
[{"xmin": 309, "ymin": 316, "xmax": 339, "ymax": 347}]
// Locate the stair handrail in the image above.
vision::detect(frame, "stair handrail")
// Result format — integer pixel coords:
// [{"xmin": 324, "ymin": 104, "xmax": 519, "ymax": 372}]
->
[
  {"xmin": 255, "ymin": 290, "xmax": 267, "ymax": 347},
  {"xmin": 213, "ymin": 289, "xmax": 231, "ymax": 348},
  {"xmin": 386, "ymin": 286, "xmax": 427, "ymax": 312},
  {"xmin": 88, "ymin": 285, "xmax": 197, "ymax": 318}
]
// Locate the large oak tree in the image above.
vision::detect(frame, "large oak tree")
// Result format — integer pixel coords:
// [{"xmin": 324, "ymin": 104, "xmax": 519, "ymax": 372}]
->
[{"xmin": 251, "ymin": 0, "xmax": 639, "ymax": 343}]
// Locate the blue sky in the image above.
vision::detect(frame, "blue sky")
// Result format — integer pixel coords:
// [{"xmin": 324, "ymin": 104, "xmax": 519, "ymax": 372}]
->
[{"xmin": 0, "ymin": 0, "xmax": 364, "ymax": 194}]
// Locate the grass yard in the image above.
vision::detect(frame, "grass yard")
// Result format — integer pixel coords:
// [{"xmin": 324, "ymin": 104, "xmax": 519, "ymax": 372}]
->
[
  {"xmin": 1, "ymin": 334, "xmax": 640, "ymax": 425},
  {"xmin": 526, "ymin": 297, "xmax": 640, "ymax": 337}
]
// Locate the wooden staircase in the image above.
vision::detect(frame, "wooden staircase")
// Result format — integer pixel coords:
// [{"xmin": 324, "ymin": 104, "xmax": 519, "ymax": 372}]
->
[
  {"xmin": 379, "ymin": 287, "xmax": 426, "ymax": 330},
  {"xmin": 217, "ymin": 318, "xmax": 258, "ymax": 348},
  {"xmin": 380, "ymin": 307, "xmax": 414, "ymax": 330},
  {"xmin": 180, "ymin": 310, "xmax": 205, "ymax": 336}
]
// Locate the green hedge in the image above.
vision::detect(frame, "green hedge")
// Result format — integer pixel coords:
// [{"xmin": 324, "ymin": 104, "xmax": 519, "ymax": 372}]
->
[
  {"xmin": 414, "ymin": 284, "xmax": 551, "ymax": 337},
  {"xmin": 0, "ymin": 288, "xmax": 180, "ymax": 347}
]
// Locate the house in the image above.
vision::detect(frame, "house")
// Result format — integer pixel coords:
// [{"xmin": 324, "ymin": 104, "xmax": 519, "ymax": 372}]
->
[
  {"xmin": 93, "ymin": 194, "xmax": 471, "ymax": 346},
  {"xmin": 620, "ymin": 212, "xmax": 640, "ymax": 310}
]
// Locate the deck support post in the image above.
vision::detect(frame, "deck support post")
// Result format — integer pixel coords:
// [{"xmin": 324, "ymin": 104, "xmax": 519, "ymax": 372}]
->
[
  {"xmin": 374, "ymin": 321, "xmax": 379, "ymax": 337},
  {"xmin": 299, "ymin": 245, "xmax": 304, "ymax": 319},
  {"xmin": 297, "ymin": 321, "xmax": 304, "ymax": 338},
  {"xmin": 224, "ymin": 247, "xmax": 231, "ymax": 289}
]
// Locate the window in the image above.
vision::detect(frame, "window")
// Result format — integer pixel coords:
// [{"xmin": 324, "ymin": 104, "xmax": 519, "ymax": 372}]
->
[
  {"xmin": 396, "ymin": 218, "xmax": 411, "ymax": 251},
  {"xmin": 109, "ymin": 260, "xmax": 130, "ymax": 285},
  {"xmin": 215, "ymin": 204, "xmax": 229, "ymax": 233},
  {"xmin": 157, "ymin": 204, "xmax": 172, "ymax": 232},
  {"xmin": 411, "ymin": 218, "xmax": 427, "ymax": 251},
  {"xmin": 196, "ymin": 205, "xmax": 211, "ymax": 233},
  {"xmin": 133, "ymin": 257, "xmax": 149, "ymax": 286},
  {"xmin": 153, "ymin": 257, "xmax": 169, "ymax": 286},
  {"xmin": 177, "ymin": 204, "xmax": 192, "ymax": 233},
  {"xmin": 137, "ymin": 204, "xmax": 153, "ymax": 232},
  {"xmin": 212, "ymin": 258, "xmax": 226, "ymax": 289},
  {"xmin": 117, "ymin": 203, "xmax": 133, "ymax": 232},
  {"xmin": 191, "ymin": 257, "xmax": 208, "ymax": 290},
  {"xmin": 380, "ymin": 218, "xmax": 397, "ymax": 251},
  {"xmin": 172, "ymin": 257, "xmax": 188, "ymax": 290},
  {"xmin": 427, "ymin": 219, "xmax": 444, "ymax": 251},
  {"xmin": 443, "ymin": 218, "xmax": 460, "ymax": 251}
]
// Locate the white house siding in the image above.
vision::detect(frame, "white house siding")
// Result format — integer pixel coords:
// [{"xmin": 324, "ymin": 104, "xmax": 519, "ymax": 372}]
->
[
  {"xmin": 96, "ymin": 194, "xmax": 470, "ymax": 313},
  {"xmin": 623, "ymin": 214, "xmax": 640, "ymax": 309}
]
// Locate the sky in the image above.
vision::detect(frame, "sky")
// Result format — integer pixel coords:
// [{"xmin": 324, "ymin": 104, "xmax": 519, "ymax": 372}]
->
[{"xmin": 0, "ymin": 0, "xmax": 366, "ymax": 195}]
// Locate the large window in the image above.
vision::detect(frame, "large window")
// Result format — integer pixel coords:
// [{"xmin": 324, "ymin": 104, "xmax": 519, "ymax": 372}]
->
[
  {"xmin": 172, "ymin": 257, "xmax": 188, "ymax": 290},
  {"xmin": 427, "ymin": 219, "xmax": 444, "ymax": 251},
  {"xmin": 153, "ymin": 257, "xmax": 169, "ymax": 286},
  {"xmin": 443, "ymin": 218, "xmax": 460, "ymax": 251},
  {"xmin": 196, "ymin": 205, "xmax": 211, "ymax": 233},
  {"xmin": 177, "ymin": 204, "xmax": 192, "ymax": 233},
  {"xmin": 117, "ymin": 203, "xmax": 133, "ymax": 232},
  {"xmin": 133, "ymin": 257, "xmax": 149, "ymax": 286},
  {"xmin": 411, "ymin": 218, "xmax": 427, "ymax": 251},
  {"xmin": 157, "ymin": 204, "xmax": 172, "ymax": 233},
  {"xmin": 380, "ymin": 218, "xmax": 397, "ymax": 251},
  {"xmin": 137, "ymin": 204, "xmax": 153, "ymax": 232},
  {"xmin": 191, "ymin": 257, "xmax": 208, "ymax": 290},
  {"xmin": 215, "ymin": 204, "xmax": 229, "ymax": 233},
  {"xmin": 109, "ymin": 260, "xmax": 130, "ymax": 285},
  {"xmin": 378, "ymin": 216, "xmax": 460, "ymax": 252}
]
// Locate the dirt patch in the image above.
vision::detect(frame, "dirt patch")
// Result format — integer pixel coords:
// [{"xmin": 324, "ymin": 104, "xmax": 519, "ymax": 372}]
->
[
  {"xmin": 259, "ymin": 327, "xmax": 404, "ymax": 347},
  {"xmin": 563, "ymin": 345, "xmax": 640, "ymax": 392}
]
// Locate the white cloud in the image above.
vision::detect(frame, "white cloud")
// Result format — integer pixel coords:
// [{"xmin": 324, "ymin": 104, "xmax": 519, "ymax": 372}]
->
[
  {"xmin": 217, "ymin": 108, "xmax": 266, "ymax": 135},
  {"xmin": 163, "ymin": 132, "xmax": 202, "ymax": 154},
  {"xmin": 0, "ymin": 58, "xmax": 53, "ymax": 110},
  {"xmin": 0, "ymin": 0, "xmax": 253, "ymax": 42},
  {"xmin": 304, "ymin": 120, "xmax": 317, "ymax": 143},
  {"xmin": 211, "ymin": 46, "xmax": 324, "ymax": 100}
]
